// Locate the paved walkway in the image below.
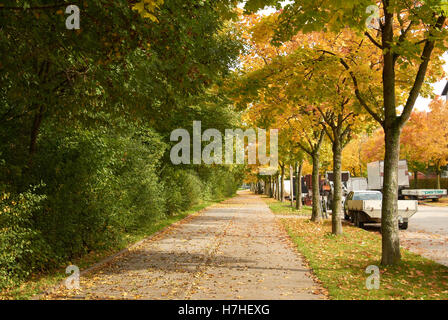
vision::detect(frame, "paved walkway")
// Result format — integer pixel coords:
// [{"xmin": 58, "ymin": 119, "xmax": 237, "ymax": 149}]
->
[{"xmin": 42, "ymin": 191, "xmax": 324, "ymax": 300}]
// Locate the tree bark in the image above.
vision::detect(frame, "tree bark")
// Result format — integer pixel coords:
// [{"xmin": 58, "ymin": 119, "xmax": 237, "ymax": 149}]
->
[
  {"xmin": 267, "ymin": 176, "xmax": 272, "ymax": 197},
  {"xmin": 280, "ymin": 164, "xmax": 285, "ymax": 202},
  {"xmin": 332, "ymin": 137, "xmax": 343, "ymax": 235},
  {"xmin": 29, "ymin": 106, "xmax": 44, "ymax": 156},
  {"xmin": 296, "ymin": 161, "xmax": 303, "ymax": 210},
  {"xmin": 289, "ymin": 165, "xmax": 294, "ymax": 207},
  {"xmin": 275, "ymin": 175, "xmax": 279, "ymax": 200},
  {"xmin": 311, "ymin": 152, "xmax": 322, "ymax": 222},
  {"xmin": 380, "ymin": 8, "xmax": 402, "ymax": 265},
  {"xmin": 381, "ymin": 124, "xmax": 402, "ymax": 265}
]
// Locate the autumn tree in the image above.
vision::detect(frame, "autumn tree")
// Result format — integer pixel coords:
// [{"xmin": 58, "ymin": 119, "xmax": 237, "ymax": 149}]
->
[
  {"xmin": 419, "ymin": 99, "xmax": 448, "ymax": 187},
  {"xmin": 295, "ymin": 36, "xmax": 377, "ymax": 234},
  {"xmin": 402, "ymin": 99, "xmax": 448, "ymax": 188},
  {"xmin": 245, "ymin": 0, "xmax": 448, "ymax": 265},
  {"xmin": 231, "ymin": 16, "xmax": 330, "ymax": 221},
  {"xmin": 342, "ymin": 134, "xmax": 369, "ymax": 177}
]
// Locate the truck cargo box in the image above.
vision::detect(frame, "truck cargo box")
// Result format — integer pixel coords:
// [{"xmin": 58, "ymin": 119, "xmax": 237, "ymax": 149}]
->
[{"xmin": 367, "ymin": 160, "xmax": 410, "ymax": 190}]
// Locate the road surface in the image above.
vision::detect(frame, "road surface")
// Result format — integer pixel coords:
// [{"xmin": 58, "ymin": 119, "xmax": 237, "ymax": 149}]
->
[
  {"xmin": 40, "ymin": 191, "xmax": 325, "ymax": 300},
  {"xmin": 400, "ymin": 204, "xmax": 448, "ymax": 267},
  {"xmin": 408, "ymin": 205, "xmax": 448, "ymax": 235}
]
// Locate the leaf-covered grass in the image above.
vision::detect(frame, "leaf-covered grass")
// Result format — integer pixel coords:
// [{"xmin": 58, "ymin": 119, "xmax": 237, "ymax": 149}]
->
[
  {"xmin": 263, "ymin": 196, "xmax": 312, "ymax": 216},
  {"xmin": 421, "ymin": 197, "xmax": 448, "ymax": 207},
  {"xmin": 281, "ymin": 218, "xmax": 448, "ymax": 300},
  {"xmin": 0, "ymin": 198, "xmax": 225, "ymax": 300}
]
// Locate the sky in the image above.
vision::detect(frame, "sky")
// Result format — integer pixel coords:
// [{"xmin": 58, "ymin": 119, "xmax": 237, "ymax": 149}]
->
[
  {"xmin": 239, "ymin": 2, "xmax": 448, "ymax": 112},
  {"xmin": 414, "ymin": 52, "xmax": 448, "ymax": 111}
]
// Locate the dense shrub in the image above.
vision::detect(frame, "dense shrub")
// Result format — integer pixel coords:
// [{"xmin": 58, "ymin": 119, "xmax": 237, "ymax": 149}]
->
[
  {"xmin": 198, "ymin": 166, "xmax": 243, "ymax": 200},
  {"xmin": 0, "ymin": 126, "xmax": 243, "ymax": 290},
  {"xmin": 0, "ymin": 187, "xmax": 48, "ymax": 290},
  {"xmin": 29, "ymin": 127, "xmax": 167, "ymax": 262},
  {"xmin": 162, "ymin": 168, "xmax": 203, "ymax": 215}
]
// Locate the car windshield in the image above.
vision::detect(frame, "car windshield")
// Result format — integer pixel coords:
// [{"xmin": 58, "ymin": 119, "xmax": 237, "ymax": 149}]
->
[{"xmin": 353, "ymin": 193, "xmax": 382, "ymax": 200}]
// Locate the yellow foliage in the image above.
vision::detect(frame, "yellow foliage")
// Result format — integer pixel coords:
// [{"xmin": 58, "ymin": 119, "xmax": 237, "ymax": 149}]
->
[{"xmin": 132, "ymin": 0, "xmax": 164, "ymax": 22}]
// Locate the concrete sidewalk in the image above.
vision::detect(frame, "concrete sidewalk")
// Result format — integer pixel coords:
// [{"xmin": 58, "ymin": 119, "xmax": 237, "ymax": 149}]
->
[{"xmin": 42, "ymin": 191, "xmax": 325, "ymax": 300}]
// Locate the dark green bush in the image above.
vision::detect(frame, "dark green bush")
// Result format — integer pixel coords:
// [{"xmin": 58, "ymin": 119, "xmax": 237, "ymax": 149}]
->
[
  {"xmin": 162, "ymin": 168, "xmax": 203, "ymax": 215},
  {"xmin": 29, "ymin": 127, "xmax": 168, "ymax": 262},
  {"xmin": 0, "ymin": 124, "xmax": 243, "ymax": 290},
  {"xmin": 0, "ymin": 187, "xmax": 48, "ymax": 290}
]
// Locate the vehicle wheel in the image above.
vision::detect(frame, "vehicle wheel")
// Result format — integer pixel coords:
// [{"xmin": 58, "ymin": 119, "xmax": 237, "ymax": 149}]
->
[
  {"xmin": 354, "ymin": 212, "xmax": 364, "ymax": 228},
  {"xmin": 399, "ymin": 222, "xmax": 408, "ymax": 230},
  {"xmin": 349, "ymin": 211, "xmax": 354, "ymax": 222},
  {"xmin": 343, "ymin": 208, "xmax": 348, "ymax": 220},
  {"xmin": 353, "ymin": 212, "xmax": 359, "ymax": 227}
]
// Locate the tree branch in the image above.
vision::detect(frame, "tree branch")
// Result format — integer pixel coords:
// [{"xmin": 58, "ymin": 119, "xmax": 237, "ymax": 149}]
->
[
  {"xmin": 0, "ymin": 3, "xmax": 72, "ymax": 10},
  {"xmin": 398, "ymin": 14, "xmax": 446, "ymax": 128},
  {"xmin": 364, "ymin": 31, "xmax": 383, "ymax": 49},
  {"xmin": 318, "ymin": 50, "xmax": 384, "ymax": 125}
]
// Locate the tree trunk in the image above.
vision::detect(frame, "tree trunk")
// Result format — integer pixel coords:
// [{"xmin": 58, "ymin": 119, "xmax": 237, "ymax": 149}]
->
[
  {"xmin": 437, "ymin": 172, "xmax": 441, "ymax": 189},
  {"xmin": 290, "ymin": 165, "xmax": 294, "ymax": 207},
  {"xmin": 311, "ymin": 152, "xmax": 322, "ymax": 222},
  {"xmin": 29, "ymin": 106, "xmax": 44, "ymax": 156},
  {"xmin": 332, "ymin": 137, "xmax": 343, "ymax": 235},
  {"xmin": 275, "ymin": 175, "xmax": 279, "ymax": 200},
  {"xmin": 277, "ymin": 175, "xmax": 280, "ymax": 200},
  {"xmin": 296, "ymin": 161, "xmax": 303, "ymax": 210},
  {"xmin": 380, "ymin": 10, "xmax": 402, "ymax": 265},
  {"xmin": 267, "ymin": 176, "xmax": 271, "ymax": 197},
  {"xmin": 280, "ymin": 165, "xmax": 285, "ymax": 202},
  {"xmin": 381, "ymin": 124, "xmax": 402, "ymax": 265}
]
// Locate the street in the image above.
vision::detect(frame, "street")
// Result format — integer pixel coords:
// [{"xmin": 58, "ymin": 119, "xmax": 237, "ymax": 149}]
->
[
  {"xmin": 408, "ymin": 205, "xmax": 448, "ymax": 235},
  {"xmin": 343, "ymin": 203, "xmax": 448, "ymax": 267},
  {"xmin": 400, "ymin": 204, "xmax": 448, "ymax": 267}
]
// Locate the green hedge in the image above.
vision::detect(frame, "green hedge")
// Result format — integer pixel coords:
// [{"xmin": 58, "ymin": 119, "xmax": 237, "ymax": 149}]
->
[{"xmin": 0, "ymin": 127, "xmax": 242, "ymax": 290}]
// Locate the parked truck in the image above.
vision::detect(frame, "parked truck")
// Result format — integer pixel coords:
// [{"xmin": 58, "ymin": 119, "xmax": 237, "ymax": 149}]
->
[
  {"xmin": 367, "ymin": 160, "xmax": 447, "ymax": 201},
  {"xmin": 347, "ymin": 177, "xmax": 368, "ymax": 192},
  {"xmin": 344, "ymin": 190, "xmax": 418, "ymax": 229},
  {"xmin": 401, "ymin": 189, "xmax": 447, "ymax": 201}
]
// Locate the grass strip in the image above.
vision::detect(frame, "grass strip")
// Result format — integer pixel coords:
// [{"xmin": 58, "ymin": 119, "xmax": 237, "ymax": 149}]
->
[
  {"xmin": 263, "ymin": 196, "xmax": 312, "ymax": 216},
  {"xmin": 281, "ymin": 217, "xmax": 448, "ymax": 300}
]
